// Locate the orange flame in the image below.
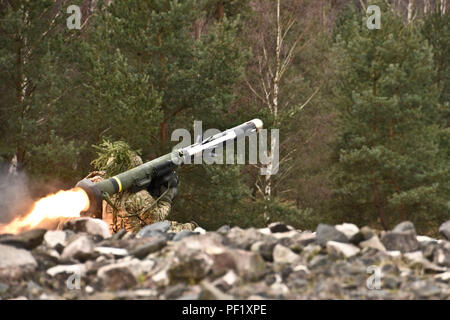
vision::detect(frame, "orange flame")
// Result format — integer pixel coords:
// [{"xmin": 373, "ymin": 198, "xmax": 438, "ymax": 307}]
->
[{"xmin": 0, "ymin": 188, "xmax": 90, "ymax": 234}]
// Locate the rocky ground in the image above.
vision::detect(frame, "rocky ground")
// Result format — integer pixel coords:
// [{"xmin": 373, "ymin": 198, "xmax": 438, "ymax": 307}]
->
[{"xmin": 0, "ymin": 218, "xmax": 449, "ymax": 300}]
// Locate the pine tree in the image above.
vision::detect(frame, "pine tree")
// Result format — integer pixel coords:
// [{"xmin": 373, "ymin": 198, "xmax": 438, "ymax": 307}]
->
[
  {"xmin": 0, "ymin": 0, "xmax": 86, "ymax": 181},
  {"xmin": 332, "ymin": 1, "xmax": 449, "ymax": 232}
]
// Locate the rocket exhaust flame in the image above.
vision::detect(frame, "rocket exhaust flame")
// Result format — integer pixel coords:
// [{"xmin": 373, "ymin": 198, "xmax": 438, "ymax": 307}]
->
[{"xmin": 0, "ymin": 188, "xmax": 90, "ymax": 234}]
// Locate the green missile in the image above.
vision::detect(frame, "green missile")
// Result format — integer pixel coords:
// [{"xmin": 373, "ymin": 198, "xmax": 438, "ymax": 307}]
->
[{"xmin": 76, "ymin": 119, "xmax": 263, "ymax": 219}]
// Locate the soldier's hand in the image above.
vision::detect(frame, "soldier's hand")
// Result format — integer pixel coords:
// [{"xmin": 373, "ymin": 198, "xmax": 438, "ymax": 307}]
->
[{"xmin": 148, "ymin": 171, "xmax": 178, "ymax": 201}]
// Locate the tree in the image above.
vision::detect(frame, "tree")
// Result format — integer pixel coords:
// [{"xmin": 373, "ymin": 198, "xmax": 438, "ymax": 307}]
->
[
  {"xmin": 331, "ymin": 1, "xmax": 448, "ymax": 232},
  {"xmin": 240, "ymin": 0, "xmax": 337, "ymax": 224},
  {"xmin": 0, "ymin": 0, "xmax": 89, "ymax": 181}
]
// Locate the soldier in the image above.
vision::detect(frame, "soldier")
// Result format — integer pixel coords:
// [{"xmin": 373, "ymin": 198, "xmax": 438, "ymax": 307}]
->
[{"xmin": 85, "ymin": 140, "xmax": 196, "ymax": 233}]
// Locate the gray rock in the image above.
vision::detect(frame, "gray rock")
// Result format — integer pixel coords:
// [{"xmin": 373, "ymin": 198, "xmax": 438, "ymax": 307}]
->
[
  {"xmin": 294, "ymin": 231, "xmax": 316, "ymax": 246},
  {"xmin": 439, "ymin": 221, "xmax": 450, "ymax": 240},
  {"xmin": 62, "ymin": 218, "xmax": 111, "ymax": 239},
  {"xmin": 97, "ymin": 258, "xmax": 155, "ymax": 279},
  {"xmin": 208, "ymin": 249, "xmax": 237, "ymax": 277},
  {"xmin": 404, "ymin": 251, "xmax": 446, "ymax": 272},
  {"xmin": 199, "ymin": 280, "xmax": 234, "ymax": 300},
  {"xmin": 136, "ymin": 221, "xmax": 170, "ymax": 238},
  {"xmin": 213, "ymin": 270, "xmax": 239, "ymax": 291},
  {"xmin": 43, "ymin": 230, "xmax": 68, "ymax": 250},
  {"xmin": 60, "ymin": 235, "xmax": 94, "ymax": 262},
  {"xmin": 326, "ymin": 241, "xmax": 360, "ymax": 258},
  {"xmin": 434, "ymin": 271, "xmax": 450, "ymax": 282},
  {"xmin": 360, "ymin": 226, "xmax": 376, "ymax": 240},
  {"xmin": 251, "ymin": 241, "xmax": 276, "ymax": 262},
  {"xmin": 229, "ymin": 249, "xmax": 266, "ymax": 281},
  {"xmin": 335, "ymin": 223, "xmax": 360, "ymax": 239},
  {"xmin": 225, "ymin": 227, "xmax": 271, "ymax": 250},
  {"xmin": 94, "ymin": 246, "xmax": 129, "ymax": 257},
  {"xmin": 381, "ymin": 230, "xmax": 420, "ymax": 253},
  {"xmin": 359, "ymin": 235, "xmax": 386, "ymax": 251},
  {"xmin": 433, "ymin": 242, "xmax": 450, "ymax": 267},
  {"xmin": 168, "ymin": 250, "xmax": 214, "ymax": 284},
  {"xmin": 393, "ymin": 221, "xmax": 416, "ymax": 234},
  {"xmin": 46, "ymin": 264, "xmax": 86, "ymax": 277},
  {"xmin": 273, "ymin": 244, "xmax": 300, "ymax": 264},
  {"xmin": 194, "ymin": 227, "xmax": 206, "ymax": 235},
  {"xmin": 0, "ymin": 244, "xmax": 37, "ymax": 269},
  {"xmin": 315, "ymin": 224, "xmax": 348, "ymax": 246},
  {"xmin": 269, "ymin": 222, "xmax": 290, "ymax": 233},
  {"xmin": 216, "ymin": 225, "xmax": 230, "ymax": 234},
  {"xmin": 110, "ymin": 229, "xmax": 127, "ymax": 241},
  {"xmin": 129, "ymin": 238, "xmax": 167, "ymax": 259},
  {"xmin": 410, "ymin": 280, "xmax": 442, "ymax": 298},
  {"xmin": 173, "ymin": 230, "xmax": 199, "ymax": 241},
  {"xmin": 0, "ymin": 229, "xmax": 46, "ymax": 250},
  {"xmin": 98, "ymin": 266, "xmax": 137, "ymax": 291}
]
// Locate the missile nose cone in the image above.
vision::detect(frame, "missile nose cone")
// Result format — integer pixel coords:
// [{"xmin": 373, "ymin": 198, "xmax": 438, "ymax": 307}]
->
[{"xmin": 251, "ymin": 118, "xmax": 263, "ymax": 132}]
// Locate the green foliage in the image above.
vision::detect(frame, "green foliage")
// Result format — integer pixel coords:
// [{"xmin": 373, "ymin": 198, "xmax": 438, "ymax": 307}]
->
[
  {"xmin": 331, "ymin": 1, "xmax": 449, "ymax": 232},
  {"xmin": 91, "ymin": 140, "xmax": 142, "ymax": 177}
]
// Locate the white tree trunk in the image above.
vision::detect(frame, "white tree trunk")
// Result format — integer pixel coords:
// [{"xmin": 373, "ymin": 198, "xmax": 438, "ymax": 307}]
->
[{"xmin": 407, "ymin": 0, "xmax": 413, "ymax": 23}]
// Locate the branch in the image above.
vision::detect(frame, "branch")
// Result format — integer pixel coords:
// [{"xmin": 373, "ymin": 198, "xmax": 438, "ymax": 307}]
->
[{"xmin": 288, "ymin": 84, "xmax": 321, "ymax": 117}]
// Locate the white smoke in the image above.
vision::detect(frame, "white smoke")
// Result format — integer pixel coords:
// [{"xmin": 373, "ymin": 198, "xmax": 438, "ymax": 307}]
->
[{"xmin": 0, "ymin": 161, "xmax": 33, "ymax": 224}]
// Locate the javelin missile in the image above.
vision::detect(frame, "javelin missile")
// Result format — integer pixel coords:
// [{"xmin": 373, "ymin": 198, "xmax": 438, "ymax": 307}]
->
[{"xmin": 76, "ymin": 119, "xmax": 263, "ymax": 218}]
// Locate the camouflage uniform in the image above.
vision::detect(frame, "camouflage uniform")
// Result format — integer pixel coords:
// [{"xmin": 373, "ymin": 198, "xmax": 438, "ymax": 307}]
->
[{"xmin": 86, "ymin": 155, "xmax": 195, "ymax": 234}]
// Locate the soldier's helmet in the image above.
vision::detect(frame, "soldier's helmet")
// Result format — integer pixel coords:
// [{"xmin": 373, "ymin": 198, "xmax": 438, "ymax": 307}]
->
[{"xmin": 91, "ymin": 140, "xmax": 143, "ymax": 177}]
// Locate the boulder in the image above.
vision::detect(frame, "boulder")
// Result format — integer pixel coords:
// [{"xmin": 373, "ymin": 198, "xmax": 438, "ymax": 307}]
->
[
  {"xmin": 294, "ymin": 232, "xmax": 316, "ymax": 246},
  {"xmin": 393, "ymin": 221, "xmax": 416, "ymax": 234},
  {"xmin": 272, "ymin": 244, "xmax": 300, "ymax": 264},
  {"xmin": 0, "ymin": 229, "xmax": 46, "ymax": 250},
  {"xmin": 315, "ymin": 224, "xmax": 348, "ymax": 246},
  {"xmin": 129, "ymin": 238, "xmax": 167, "ymax": 259},
  {"xmin": 229, "ymin": 249, "xmax": 266, "ymax": 281},
  {"xmin": 62, "ymin": 218, "xmax": 111, "ymax": 239},
  {"xmin": 335, "ymin": 223, "xmax": 360, "ymax": 239},
  {"xmin": 60, "ymin": 235, "xmax": 94, "ymax": 262},
  {"xmin": 404, "ymin": 251, "xmax": 446, "ymax": 272},
  {"xmin": 173, "ymin": 230, "xmax": 199, "ymax": 241},
  {"xmin": 136, "ymin": 221, "xmax": 171, "ymax": 238},
  {"xmin": 433, "ymin": 242, "xmax": 450, "ymax": 267},
  {"xmin": 359, "ymin": 235, "xmax": 386, "ymax": 252},
  {"xmin": 199, "ymin": 280, "xmax": 234, "ymax": 300},
  {"xmin": 94, "ymin": 246, "xmax": 129, "ymax": 257},
  {"xmin": 326, "ymin": 241, "xmax": 360, "ymax": 258},
  {"xmin": 194, "ymin": 227, "xmax": 206, "ymax": 235},
  {"xmin": 0, "ymin": 244, "xmax": 37, "ymax": 269},
  {"xmin": 269, "ymin": 222, "xmax": 291, "ymax": 233},
  {"xmin": 225, "ymin": 227, "xmax": 273, "ymax": 250},
  {"xmin": 168, "ymin": 250, "xmax": 214, "ymax": 284},
  {"xmin": 97, "ymin": 258, "xmax": 155, "ymax": 279},
  {"xmin": 216, "ymin": 225, "xmax": 230, "ymax": 234},
  {"xmin": 46, "ymin": 264, "xmax": 86, "ymax": 277},
  {"xmin": 439, "ymin": 221, "xmax": 450, "ymax": 240},
  {"xmin": 98, "ymin": 266, "xmax": 137, "ymax": 291},
  {"xmin": 381, "ymin": 230, "xmax": 420, "ymax": 253},
  {"xmin": 43, "ymin": 230, "xmax": 68, "ymax": 250},
  {"xmin": 251, "ymin": 241, "xmax": 277, "ymax": 262}
]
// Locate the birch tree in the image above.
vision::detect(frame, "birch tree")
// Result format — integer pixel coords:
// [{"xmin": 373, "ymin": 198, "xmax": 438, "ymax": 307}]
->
[{"xmin": 244, "ymin": 0, "xmax": 326, "ymax": 209}]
